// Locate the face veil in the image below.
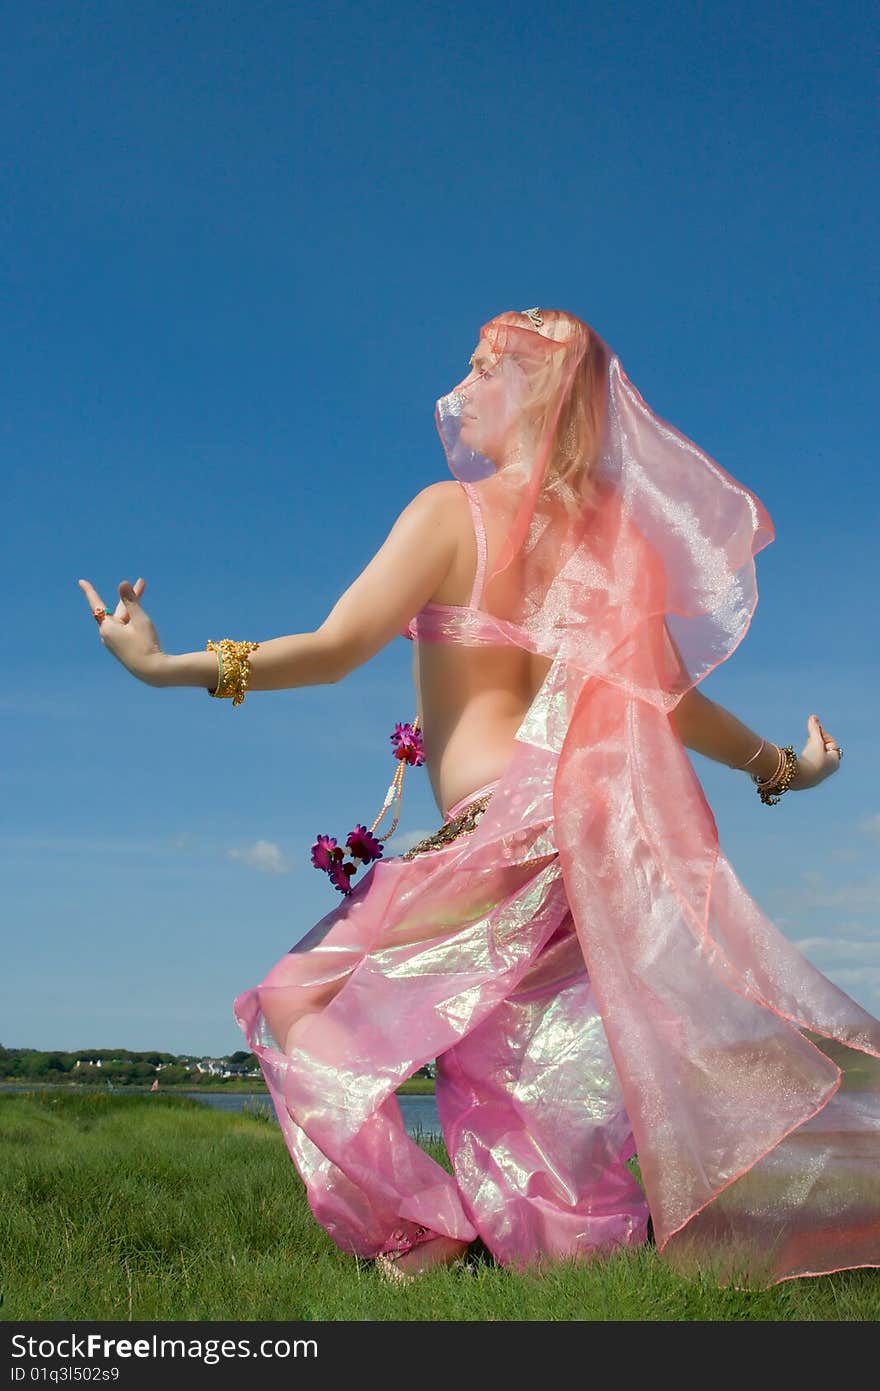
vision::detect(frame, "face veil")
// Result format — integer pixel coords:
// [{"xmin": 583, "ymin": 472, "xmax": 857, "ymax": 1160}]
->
[{"xmin": 434, "ymin": 307, "xmax": 775, "ymax": 705}]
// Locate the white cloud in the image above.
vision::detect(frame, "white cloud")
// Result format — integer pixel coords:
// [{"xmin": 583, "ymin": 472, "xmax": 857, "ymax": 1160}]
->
[
  {"xmin": 225, "ymin": 840, "xmax": 290, "ymax": 875},
  {"xmin": 787, "ymin": 931, "xmax": 880, "ymax": 1016},
  {"xmin": 381, "ymin": 829, "xmax": 435, "ymax": 855},
  {"xmin": 817, "ymin": 966, "xmax": 880, "ymax": 992},
  {"xmin": 832, "ymin": 920, "xmax": 880, "ymax": 940},
  {"xmin": 856, "ymin": 812, "xmax": 880, "ymax": 845},
  {"xmin": 790, "ymin": 935, "xmax": 880, "ymax": 961},
  {"xmin": 784, "ymin": 872, "xmax": 880, "ymax": 915}
]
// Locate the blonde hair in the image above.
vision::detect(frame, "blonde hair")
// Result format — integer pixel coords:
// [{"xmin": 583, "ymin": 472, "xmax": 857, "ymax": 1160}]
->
[{"xmin": 493, "ymin": 309, "xmax": 607, "ymax": 516}]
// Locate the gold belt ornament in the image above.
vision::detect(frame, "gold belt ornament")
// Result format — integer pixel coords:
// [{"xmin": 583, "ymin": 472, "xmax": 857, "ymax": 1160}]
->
[{"xmin": 400, "ymin": 792, "xmax": 494, "ymax": 860}]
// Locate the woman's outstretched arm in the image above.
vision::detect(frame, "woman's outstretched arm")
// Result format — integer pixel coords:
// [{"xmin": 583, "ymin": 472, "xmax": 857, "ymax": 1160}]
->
[
  {"xmin": 660, "ymin": 617, "xmax": 841, "ymax": 793},
  {"xmin": 671, "ymin": 687, "xmax": 841, "ymax": 792},
  {"xmin": 78, "ymin": 482, "xmax": 461, "ymax": 693},
  {"xmin": 158, "ymin": 633, "xmax": 340, "ymax": 692},
  {"xmin": 671, "ymin": 687, "xmax": 777, "ymax": 777}
]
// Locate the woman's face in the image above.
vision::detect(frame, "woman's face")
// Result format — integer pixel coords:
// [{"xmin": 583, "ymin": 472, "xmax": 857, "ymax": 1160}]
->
[{"xmin": 457, "ymin": 337, "xmax": 526, "ymax": 465}]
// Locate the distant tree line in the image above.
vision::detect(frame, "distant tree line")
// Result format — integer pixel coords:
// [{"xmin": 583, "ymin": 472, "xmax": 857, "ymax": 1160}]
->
[
  {"xmin": 0, "ymin": 1047, "xmax": 436, "ymax": 1086},
  {"xmin": 0, "ymin": 1046, "xmax": 260, "ymax": 1086}
]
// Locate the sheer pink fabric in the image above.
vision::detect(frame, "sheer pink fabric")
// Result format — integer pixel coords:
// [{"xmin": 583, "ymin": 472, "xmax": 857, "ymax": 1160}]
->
[
  {"xmin": 235, "ymin": 310, "xmax": 880, "ymax": 1287},
  {"xmin": 234, "ymin": 749, "xmax": 651, "ymax": 1269}
]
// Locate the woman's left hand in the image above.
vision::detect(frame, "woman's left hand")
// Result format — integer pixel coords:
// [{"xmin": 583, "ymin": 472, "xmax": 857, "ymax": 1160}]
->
[
  {"xmin": 78, "ymin": 576, "xmax": 168, "ymax": 687},
  {"xmin": 788, "ymin": 714, "xmax": 843, "ymax": 791}
]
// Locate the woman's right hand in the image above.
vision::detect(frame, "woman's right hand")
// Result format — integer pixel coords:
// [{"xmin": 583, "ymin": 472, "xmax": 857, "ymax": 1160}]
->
[
  {"xmin": 78, "ymin": 576, "xmax": 167, "ymax": 687},
  {"xmin": 788, "ymin": 714, "xmax": 843, "ymax": 791}
]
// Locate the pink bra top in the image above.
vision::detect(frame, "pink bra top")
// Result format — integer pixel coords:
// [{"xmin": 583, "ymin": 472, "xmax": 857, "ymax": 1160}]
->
[{"xmin": 401, "ymin": 481, "xmax": 514, "ymax": 647}]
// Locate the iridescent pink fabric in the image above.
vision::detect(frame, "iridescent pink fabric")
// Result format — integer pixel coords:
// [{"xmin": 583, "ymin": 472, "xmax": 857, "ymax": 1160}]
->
[
  {"xmin": 234, "ymin": 727, "xmax": 652, "ymax": 1269},
  {"xmin": 234, "ymin": 310, "xmax": 880, "ymax": 1287}
]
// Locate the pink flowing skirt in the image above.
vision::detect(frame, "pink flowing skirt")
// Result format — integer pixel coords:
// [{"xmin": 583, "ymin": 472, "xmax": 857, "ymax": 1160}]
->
[
  {"xmin": 234, "ymin": 727, "xmax": 880, "ymax": 1286},
  {"xmin": 234, "ymin": 766, "xmax": 650, "ymax": 1268}
]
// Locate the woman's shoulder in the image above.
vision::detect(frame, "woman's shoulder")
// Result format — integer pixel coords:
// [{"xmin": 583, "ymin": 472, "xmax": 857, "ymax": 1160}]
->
[
  {"xmin": 408, "ymin": 479, "xmax": 473, "ymax": 527},
  {"xmin": 415, "ymin": 478, "xmax": 465, "ymax": 504}
]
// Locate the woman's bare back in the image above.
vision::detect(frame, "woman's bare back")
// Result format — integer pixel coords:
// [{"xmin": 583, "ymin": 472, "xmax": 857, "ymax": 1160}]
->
[{"xmin": 412, "ymin": 482, "xmax": 553, "ymax": 818}]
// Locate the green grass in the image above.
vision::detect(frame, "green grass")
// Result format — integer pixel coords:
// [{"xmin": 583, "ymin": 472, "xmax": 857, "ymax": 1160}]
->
[{"xmin": 1, "ymin": 1092, "xmax": 877, "ymax": 1322}]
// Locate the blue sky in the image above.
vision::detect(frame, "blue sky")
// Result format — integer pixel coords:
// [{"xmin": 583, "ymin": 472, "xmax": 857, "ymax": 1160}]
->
[{"xmin": 3, "ymin": 1, "xmax": 877, "ymax": 1056}]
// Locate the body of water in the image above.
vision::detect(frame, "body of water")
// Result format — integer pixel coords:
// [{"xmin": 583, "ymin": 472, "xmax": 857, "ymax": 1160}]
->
[
  {"xmin": 0, "ymin": 1084, "xmax": 442, "ymax": 1140},
  {"xmin": 184, "ymin": 1090, "xmax": 442, "ymax": 1139}
]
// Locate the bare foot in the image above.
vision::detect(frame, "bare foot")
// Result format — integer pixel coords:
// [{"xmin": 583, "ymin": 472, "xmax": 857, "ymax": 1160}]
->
[
  {"xmin": 376, "ymin": 1236, "xmax": 471, "ymax": 1283},
  {"xmin": 396, "ymin": 1236, "xmax": 471, "ymax": 1273}
]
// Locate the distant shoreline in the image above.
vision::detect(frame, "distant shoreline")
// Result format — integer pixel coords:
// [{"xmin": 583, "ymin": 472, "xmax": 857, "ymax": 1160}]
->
[{"xmin": 0, "ymin": 1076, "xmax": 437, "ymax": 1096}]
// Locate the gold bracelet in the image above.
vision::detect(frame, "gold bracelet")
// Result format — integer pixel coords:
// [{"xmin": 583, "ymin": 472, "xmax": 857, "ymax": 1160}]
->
[
  {"xmin": 753, "ymin": 742, "xmax": 784, "ymax": 790},
  {"xmin": 732, "ymin": 737, "xmax": 765, "ymax": 771},
  {"xmin": 208, "ymin": 645, "xmax": 225, "ymax": 697},
  {"xmin": 206, "ymin": 639, "xmax": 260, "ymax": 705},
  {"xmin": 753, "ymin": 744, "xmax": 797, "ymax": 805}
]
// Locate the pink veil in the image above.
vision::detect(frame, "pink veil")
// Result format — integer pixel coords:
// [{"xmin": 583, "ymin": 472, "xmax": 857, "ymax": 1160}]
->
[{"xmin": 431, "ymin": 309, "xmax": 880, "ymax": 1284}]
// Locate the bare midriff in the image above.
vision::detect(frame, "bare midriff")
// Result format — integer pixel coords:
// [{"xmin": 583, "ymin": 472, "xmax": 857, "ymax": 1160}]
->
[{"xmin": 412, "ymin": 483, "xmax": 553, "ymax": 819}]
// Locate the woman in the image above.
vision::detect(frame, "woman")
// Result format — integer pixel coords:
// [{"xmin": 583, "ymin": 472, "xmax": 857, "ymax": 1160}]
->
[{"xmin": 78, "ymin": 308, "xmax": 880, "ymax": 1289}]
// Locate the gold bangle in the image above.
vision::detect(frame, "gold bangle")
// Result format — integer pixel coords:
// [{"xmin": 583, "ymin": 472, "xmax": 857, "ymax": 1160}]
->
[
  {"xmin": 206, "ymin": 639, "xmax": 260, "ymax": 705},
  {"xmin": 209, "ymin": 645, "xmax": 224, "ymax": 697},
  {"xmin": 754, "ymin": 745, "xmax": 797, "ymax": 805},
  {"xmin": 754, "ymin": 742, "xmax": 785, "ymax": 788},
  {"xmin": 733, "ymin": 737, "xmax": 765, "ymax": 771}
]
